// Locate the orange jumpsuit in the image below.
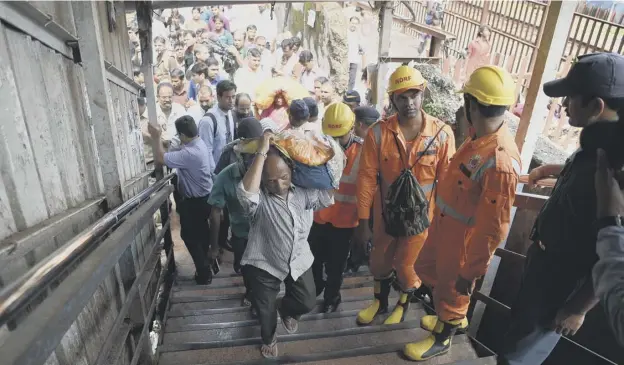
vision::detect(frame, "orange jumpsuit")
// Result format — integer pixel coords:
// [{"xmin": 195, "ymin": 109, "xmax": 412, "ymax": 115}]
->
[
  {"xmin": 414, "ymin": 123, "xmax": 520, "ymax": 322},
  {"xmin": 357, "ymin": 112, "xmax": 455, "ymax": 290}
]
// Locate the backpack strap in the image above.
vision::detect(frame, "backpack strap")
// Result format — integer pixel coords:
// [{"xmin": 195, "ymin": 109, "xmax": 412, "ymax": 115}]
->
[
  {"xmin": 408, "ymin": 125, "xmax": 445, "ymax": 170},
  {"xmin": 204, "ymin": 112, "xmax": 218, "ymax": 139}
]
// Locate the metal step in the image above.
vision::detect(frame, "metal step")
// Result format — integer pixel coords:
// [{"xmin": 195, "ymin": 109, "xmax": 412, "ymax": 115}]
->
[
  {"xmin": 167, "ymin": 291, "xmax": 401, "ymax": 318},
  {"xmin": 159, "ymin": 331, "xmax": 479, "ymax": 365},
  {"xmin": 170, "ymin": 275, "xmax": 373, "ymax": 301},
  {"xmin": 174, "ymin": 269, "xmax": 372, "ymax": 289},
  {"xmin": 161, "ymin": 307, "xmax": 426, "ymax": 350},
  {"xmin": 166, "ymin": 297, "xmax": 410, "ymax": 330}
]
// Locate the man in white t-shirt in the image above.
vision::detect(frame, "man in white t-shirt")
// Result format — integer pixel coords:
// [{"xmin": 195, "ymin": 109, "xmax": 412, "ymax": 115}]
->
[
  {"xmin": 234, "ymin": 48, "xmax": 270, "ymax": 100},
  {"xmin": 156, "ymin": 82, "xmax": 188, "ymax": 143},
  {"xmin": 347, "ymin": 16, "xmax": 364, "ymax": 91}
]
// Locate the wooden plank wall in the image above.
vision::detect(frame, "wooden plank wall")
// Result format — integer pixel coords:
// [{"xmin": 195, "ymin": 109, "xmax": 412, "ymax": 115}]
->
[
  {"xmin": 0, "ymin": 1, "xmax": 148, "ymax": 283},
  {"xmin": 0, "ymin": 2, "xmax": 153, "ymax": 363}
]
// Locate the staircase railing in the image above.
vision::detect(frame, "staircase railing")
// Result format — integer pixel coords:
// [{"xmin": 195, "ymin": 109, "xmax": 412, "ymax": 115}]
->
[
  {"xmin": 0, "ymin": 173, "xmax": 176, "ymax": 365},
  {"xmin": 469, "ymin": 190, "xmax": 618, "ymax": 365}
]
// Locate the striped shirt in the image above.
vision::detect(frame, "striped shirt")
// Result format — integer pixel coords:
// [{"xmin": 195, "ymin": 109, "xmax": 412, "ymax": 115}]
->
[{"xmin": 236, "ymin": 181, "xmax": 334, "ymax": 281}]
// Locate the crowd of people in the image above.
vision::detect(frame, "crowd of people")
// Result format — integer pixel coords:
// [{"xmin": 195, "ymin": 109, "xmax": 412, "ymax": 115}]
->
[{"xmin": 133, "ymin": 4, "xmax": 624, "ymax": 364}]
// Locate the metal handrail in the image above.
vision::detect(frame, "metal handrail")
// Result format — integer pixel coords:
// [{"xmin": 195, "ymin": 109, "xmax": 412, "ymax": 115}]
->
[{"xmin": 0, "ymin": 172, "xmax": 175, "ymax": 327}]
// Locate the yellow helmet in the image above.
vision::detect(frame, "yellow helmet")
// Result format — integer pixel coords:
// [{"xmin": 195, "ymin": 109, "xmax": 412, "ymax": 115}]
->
[
  {"xmin": 387, "ymin": 65, "xmax": 427, "ymax": 95},
  {"xmin": 322, "ymin": 102, "xmax": 355, "ymax": 137},
  {"xmin": 459, "ymin": 65, "xmax": 516, "ymax": 106}
]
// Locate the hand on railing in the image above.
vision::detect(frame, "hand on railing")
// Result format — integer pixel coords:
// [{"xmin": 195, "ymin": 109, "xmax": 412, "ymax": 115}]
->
[{"xmin": 518, "ymin": 174, "xmax": 556, "ymax": 188}]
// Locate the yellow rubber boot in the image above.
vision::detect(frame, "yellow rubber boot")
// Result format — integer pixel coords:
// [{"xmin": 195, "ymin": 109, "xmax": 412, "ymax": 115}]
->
[
  {"xmin": 383, "ymin": 292, "xmax": 411, "ymax": 325},
  {"xmin": 404, "ymin": 318, "xmax": 463, "ymax": 361},
  {"xmin": 420, "ymin": 315, "xmax": 469, "ymax": 333},
  {"xmin": 356, "ymin": 278, "xmax": 391, "ymax": 325}
]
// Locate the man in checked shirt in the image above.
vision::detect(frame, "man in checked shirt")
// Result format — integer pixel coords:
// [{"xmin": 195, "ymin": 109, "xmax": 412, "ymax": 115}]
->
[{"xmin": 237, "ymin": 133, "xmax": 335, "ymax": 358}]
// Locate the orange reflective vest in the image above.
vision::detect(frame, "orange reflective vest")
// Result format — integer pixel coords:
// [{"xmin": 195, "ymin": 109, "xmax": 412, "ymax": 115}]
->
[{"xmin": 314, "ymin": 137, "xmax": 363, "ymax": 228}]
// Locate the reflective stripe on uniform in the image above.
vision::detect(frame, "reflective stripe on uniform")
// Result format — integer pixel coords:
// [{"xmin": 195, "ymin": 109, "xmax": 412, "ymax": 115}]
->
[
  {"xmin": 373, "ymin": 123, "xmax": 382, "ymax": 147},
  {"xmin": 438, "ymin": 127, "xmax": 448, "ymax": 145},
  {"xmin": 421, "ymin": 183, "xmax": 434, "ymax": 194},
  {"xmin": 471, "ymin": 157, "xmax": 496, "ymax": 182},
  {"xmin": 341, "ymin": 150, "xmax": 362, "ymax": 184},
  {"xmin": 436, "ymin": 196, "xmax": 475, "ymax": 226},
  {"xmin": 335, "ymin": 192, "xmax": 357, "ymax": 204}
]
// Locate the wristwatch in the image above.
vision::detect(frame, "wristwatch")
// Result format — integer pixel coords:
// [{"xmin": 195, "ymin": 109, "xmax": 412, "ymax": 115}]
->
[
  {"xmin": 595, "ymin": 215, "xmax": 624, "ymax": 230},
  {"xmin": 255, "ymin": 151, "xmax": 268, "ymax": 159}
]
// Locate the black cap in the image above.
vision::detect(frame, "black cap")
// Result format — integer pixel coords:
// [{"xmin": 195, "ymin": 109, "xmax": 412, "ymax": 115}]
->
[
  {"xmin": 354, "ymin": 106, "xmax": 380, "ymax": 125},
  {"xmin": 343, "ymin": 90, "xmax": 361, "ymax": 104},
  {"xmin": 289, "ymin": 99, "xmax": 310, "ymax": 120},
  {"xmin": 543, "ymin": 53, "xmax": 624, "ymax": 98},
  {"xmin": 237, "ymin": 117, "xmax": 263, "ymax": 139},
  {"xmin": 303, "ymin": 97, "xmax": 319, "ymax": 118}
]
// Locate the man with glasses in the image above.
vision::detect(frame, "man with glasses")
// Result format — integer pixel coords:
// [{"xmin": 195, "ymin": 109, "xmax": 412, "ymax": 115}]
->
[{"xmin": 156, "ymin": 82, "xmax": 187, "ymax": 144}]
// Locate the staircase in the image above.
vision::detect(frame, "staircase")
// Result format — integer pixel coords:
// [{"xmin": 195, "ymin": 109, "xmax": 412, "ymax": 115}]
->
[{"xmin": 158, "ymin": 254, "xmax": 497, "ymax": 365}]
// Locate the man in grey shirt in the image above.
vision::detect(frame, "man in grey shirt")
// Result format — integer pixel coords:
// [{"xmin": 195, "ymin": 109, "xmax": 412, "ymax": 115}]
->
[
  {"xmin": 237, "ymin": 133, "xmax": 334, "ymax": 358},
  {"xmin": 593, "ymin": 148, "xmax": 624, "ymax": 346},
  {"xmin": 149, "ymin": 115, "xmax": 214, "ymax": 284}
]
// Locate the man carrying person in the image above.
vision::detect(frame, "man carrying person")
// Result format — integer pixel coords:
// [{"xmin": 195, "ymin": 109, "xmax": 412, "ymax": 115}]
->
[
  {"xmin": 354, "ymin": 66, "xmax": 455, "ymax": 326},
  {"xmin": 403, "ymin": 65, "xmax": 521, "ymax": 361},
  {"xmin": 309, "ymin": 103, "xmax": 363, "ymax": 312},
  {"xmin": 148, "ymin": 115, "xmax": 214, "ymax": 284},
  {"xmin": 498, "ymin": 53, "xmax": 624, "ymax": 365},
  {"xmin": 237, "ymin": 133, "xmax": 335, "ymax": 358}
]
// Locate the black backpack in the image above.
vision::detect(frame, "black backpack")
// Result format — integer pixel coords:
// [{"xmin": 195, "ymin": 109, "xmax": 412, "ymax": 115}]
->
[{"xmin": 379, "ymin": 127, "xmax": 443, "ymax": 237}]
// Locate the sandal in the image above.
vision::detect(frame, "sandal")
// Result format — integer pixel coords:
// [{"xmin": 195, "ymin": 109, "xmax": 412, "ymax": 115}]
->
[{"xmin": 260, "ymin": 338, "xmax": 278, "ymax": 358}]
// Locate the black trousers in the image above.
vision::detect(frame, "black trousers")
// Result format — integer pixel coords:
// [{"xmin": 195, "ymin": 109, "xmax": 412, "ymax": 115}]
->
[
  {"xmin": 177, "ymin": 196, "xmax": 212, "ymax": 280},
  {"xmin": 308, "ymin": 222, "xmax": 354, "ymax": 301},
  {"xmin": 243, "ymin": 265, "xmax": 316, "ymax": 345},
  {"xmin": 232, "ymin": 235, "xmax": 250, "ymax": 297},
  {"xmin": 498, "ymin": 243, "xmax": 591, "ymax": 364}
]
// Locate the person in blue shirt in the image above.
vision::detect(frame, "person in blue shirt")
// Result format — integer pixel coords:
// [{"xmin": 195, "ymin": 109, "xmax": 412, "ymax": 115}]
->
[
  {"xmin": 188, "ymin": 59, "xmax": 221, "ymax": 101},
  {"xmin": 149, "ymin": 115, "xmax": 214, "ymax": 284}
]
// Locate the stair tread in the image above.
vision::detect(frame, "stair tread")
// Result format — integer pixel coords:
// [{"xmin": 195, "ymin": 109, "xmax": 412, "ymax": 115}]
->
[
  {"xmin": 171, "ymin": 276, "xmax": 373, "ymax": 301},
  {"xmin": 162, "ymin": 307, "xmax": 425, "ymax": 346},
  {"xmin": 166, "ymin": 299, "xmax": 408, "ymax": 331},
  {"xmin": 169, "ymin": 285, "xmax": 379, "ymax": 306},
  {"xmin": 175, "ymin": 270, "xmax": 372, "ymax": 288},
  {"xmin": 159, "ymin": 331, "xmax": 477, "ymax": 365}
]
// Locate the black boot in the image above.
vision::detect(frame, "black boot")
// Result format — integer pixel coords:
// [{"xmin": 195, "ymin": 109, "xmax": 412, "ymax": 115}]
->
[{"xmin": 356, "ymin": 277, "xmax": 392, "ymax": 325}]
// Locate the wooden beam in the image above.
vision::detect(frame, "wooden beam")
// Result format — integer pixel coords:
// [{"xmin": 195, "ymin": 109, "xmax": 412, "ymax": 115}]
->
[
  {"xmin": 514, "ymin": 1, "xmax": 578, "ymax": 173},
  {"xmin": 72, "ymin": 2, "xmax": 124, "ymax": 208},
  {"xmin": 375, "ymin": 1, "xmax": 393, "ymax": 113}
]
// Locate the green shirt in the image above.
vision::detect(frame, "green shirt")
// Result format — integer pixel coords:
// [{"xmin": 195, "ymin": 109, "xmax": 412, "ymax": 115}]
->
[{"xmin": 207, "ymin": 162, "xmax": 249, "ymax": 238}]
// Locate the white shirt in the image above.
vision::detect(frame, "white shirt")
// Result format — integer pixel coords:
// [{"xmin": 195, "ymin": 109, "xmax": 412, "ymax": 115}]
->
[
  {"xmin": 234, "ymin": 66, "xmax": 270, "ymax": 100},
  {"xmin": 187, "ymin": 104, "xmax": 207, "ymax": 125},
  {"xmin": 347, "ymin": 30, "xmax": 361, "ymax": 64},
  {"xmin": 300, "ymin": 67, "xmax": 327, "ymax": 94},
  {"xmin": 156, "ymin": 102, "xmax": 187, "ymax": 141}
]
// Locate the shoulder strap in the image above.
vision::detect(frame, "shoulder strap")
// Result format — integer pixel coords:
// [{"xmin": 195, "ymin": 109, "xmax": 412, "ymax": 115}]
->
[
  {"xmin": 205, "ymin": 112, "xmax": 218, "ymax": 138},
  {"xmin": 408, "ymin": 126, "xmax": 445, "ymax": 170}
]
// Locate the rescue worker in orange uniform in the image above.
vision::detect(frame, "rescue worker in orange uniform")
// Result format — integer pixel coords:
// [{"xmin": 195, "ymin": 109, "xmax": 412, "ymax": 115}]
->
[
  {"xmin": 354, "ymin": 66, "xmax": 456, "ymax": 325},
  {"xmin": 309, "ymin": 103, "xmax": 364, "ymax": 313},
  {"xmin": 404, "ymin": 65, "xmax": 521, "ymax": 361}
]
